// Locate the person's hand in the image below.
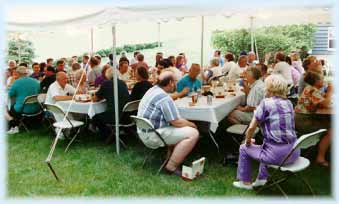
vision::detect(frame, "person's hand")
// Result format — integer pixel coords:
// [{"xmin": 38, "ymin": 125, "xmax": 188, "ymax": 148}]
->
[
  {"xmin": 236, "ymin": 106, "xmax": 245, "ymax": 111},
  {"xmin": 190, "ymin": 121, "xmax": 198, "ymax": 129},
  {"xmin": 181, "ymin": 87, "xmax": 190, "ymax": 96}
]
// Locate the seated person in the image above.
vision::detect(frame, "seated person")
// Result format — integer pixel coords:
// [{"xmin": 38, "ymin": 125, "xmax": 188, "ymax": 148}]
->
[
  {"xmin": 7, "ymin": 67, "xmax": 19, "ymax": 89},
  {"xmin": 227, "ymin": 67, "xmax": 264, "ymax": 125},
  {"xmin": 40, "ymin": 66, "xmax": 56, "ymax": 93},
  {"xmin": 137, "ymin": 71, "xmax": 199, "ymax": 176},
  {"xmin": 233, "ymin": 74, "xmax": 300, "ymax": 190},
  {"xmin": 45, "ymin": 72, "xmax": 75, "ymax": 104},
  {"xmin": 92, "ymin": 67, "xmax": 130, "ymax": 142},
  {"xmin": 295, "ymin": 71, "xmax": 332, "ymax": 167},
  {"xmin": 87, "ymin": 56, "xmax": 102, "ymax": 86},
  {"xmin": 67, "ymin": 62, "xmax": 81, "ymax": 88},
  {"xmin": 118, "ymin": 60, "xmax": 130, "ymax": 81},
  {"xmin": 7, "ymin": 66, "xmax": 40, "ymax": 134},
  {"xmin": 176, "ymin": 63, "xmax": 202, "ymax": 97},
  {"xmin": 74, "ymin": 69, "xmax": 87, "ymax": 94},
  {"xmin": 95, "ymin": 64, "xmax": 110, "ymax": 87},
  {"xmin": 30, "ymin": 62, "xmax": 44, "ymax": 81},
  {"xmin": 130, "ymin": 66, "xmax": 153, "ymax": 101},
  {"xmin": 227, "ymin": 55, "xmax": 248, "ymax": 80}
]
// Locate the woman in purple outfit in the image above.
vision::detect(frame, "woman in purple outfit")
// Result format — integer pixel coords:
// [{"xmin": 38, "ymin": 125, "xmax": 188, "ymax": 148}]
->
[{"xmin": 233, "ymin": 74, "xmax": 300, "ymax": 190}]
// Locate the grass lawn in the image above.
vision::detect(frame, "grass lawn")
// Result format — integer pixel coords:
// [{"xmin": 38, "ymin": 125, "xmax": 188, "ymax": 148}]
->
[{"xmin": 7, "ymin": 127, "xmax": 332, "ymax": 198}]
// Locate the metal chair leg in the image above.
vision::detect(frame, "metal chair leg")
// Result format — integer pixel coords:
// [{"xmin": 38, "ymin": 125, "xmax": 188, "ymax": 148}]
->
[
  {"xmin": 157, "ymin": 156, "xmax": 170, "ymax": 175},
  {"xmin": 275, "ymin": 182, "xmax": 288, "ymax": 198},
  {"xmin": 208, "ymin": 130, "xmax": 220, "ymax": 153},
  {"xmin": 298, "ymin": 173, "xmax": 316, "ymax": 196},
  {"xmin": 19, "ymin": 120, "xmax": 29, "ymax": 132},
  {"xmin": 119, "ymin": 138, "xmax": 128, "ymax": 149},
  {"xmin": 65, "ymin": 128, "xmax": 81, "ymax": 153},
  {"xmin": 142, "ymin": 149, "xmax": 154, "ymax": 168}
]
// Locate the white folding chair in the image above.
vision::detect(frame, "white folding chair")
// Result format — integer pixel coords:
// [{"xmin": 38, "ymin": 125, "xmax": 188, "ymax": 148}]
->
[
  {"xmin": 19, "ymin": 95, "xmax": 43, "ymax": 132},
  {"xmin": 130, "ymin": 115, "xmax": 169, "ymax": 174},
  {"xmin": 45, "ymin": 104, "xmax": 84, "ymax": 152},
  {"xmin": 256, "ymin": 129, "xmax": 327, "ymax": 197},
  {"xmin": 108, "ymin": 100, "xmax": 141, "ymax": 148}
]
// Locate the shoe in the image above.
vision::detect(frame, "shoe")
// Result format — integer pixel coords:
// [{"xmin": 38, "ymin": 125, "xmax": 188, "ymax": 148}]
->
[
  {"xmin": 232, "ymin": 181, "xmax": 253, "ymax": 190},
  {"xmin": 252, "ymin": 179, "xmax": 267, "ymax": 187},
  {"xmin": 315, "ymin": 160, "xmax": 329, "ymax": 167},
  {"xmin": 7, "ymin": 127, "xmax": 19, "ymax": 135}
]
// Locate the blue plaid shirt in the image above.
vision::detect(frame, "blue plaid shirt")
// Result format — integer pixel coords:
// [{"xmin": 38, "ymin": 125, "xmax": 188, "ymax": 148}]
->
[{"xmin": 138, "ymin": 86, "xmax": 180, "ymax": 129}]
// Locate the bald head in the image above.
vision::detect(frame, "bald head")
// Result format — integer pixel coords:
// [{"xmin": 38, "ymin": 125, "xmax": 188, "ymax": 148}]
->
[
  {"xmin": 56, "ymin": 72, "xmax": 68, "ymax": 88},
  {"xmin": 189, "ymin": 64, "xmax": 201, "ymax": 79},
  {"xmin": 157, "ymin": 71, "xmax": 176, "ymax": 93}
]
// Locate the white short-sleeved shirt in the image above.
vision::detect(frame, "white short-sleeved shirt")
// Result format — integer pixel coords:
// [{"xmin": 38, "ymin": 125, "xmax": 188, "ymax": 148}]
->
[
  {"xmin": 45, "ymin": 81, "xmax": 76, "ymax": 104},
  {"xmin": 222, "ymin": 61, "xmax": 237, "ymax": 75},
  {"xmin": 210, "ymin": 66, "xmax": 223, "ymax": 77},
  {"xmin": 273, "ymin": 61, "xmax": 293, "ymax": 85},
  {"xmin": 227, "ymin": 64, "xmax": 247, "ymax": 80}
]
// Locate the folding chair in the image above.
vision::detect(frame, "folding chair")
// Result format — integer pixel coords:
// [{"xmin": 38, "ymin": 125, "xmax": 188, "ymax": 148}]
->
[
  {"xmin": 130, "ymin": 115, "xmax": 170, "ymax": 174},
  {"xmin": 223, "ymin": 124, "xmax": 260, "ymax": 165},
  {"xmin": 45, "ymin": 104, "xmax": 84, "ymax": 152},
  {"xmin": 256, "ymin": 129, "xmax": 327, "ymax": 197},
  {"xmin": 37, "ymin": 93, "xmax": 54, "ymax": 128},
  {"xmin": 18, "ymin": 95, "xmax": 43, "ymax": 132},
  {"xmin": 108, "ymin": 100, "xmax": 141, "ymax": 148}
]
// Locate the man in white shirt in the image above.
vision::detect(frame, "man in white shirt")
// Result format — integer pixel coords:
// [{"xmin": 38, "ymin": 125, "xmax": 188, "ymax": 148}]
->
[
  {"xmin": 227, "ymin": 55, "xmax": 248, "ymax": 80},
  {"xmin": 272, "ymin": 52, "xmax": 293, "ymax": 85},
  {"xmin": 45, "ymin": 72, "xmax": 75, "ymax": 104}
]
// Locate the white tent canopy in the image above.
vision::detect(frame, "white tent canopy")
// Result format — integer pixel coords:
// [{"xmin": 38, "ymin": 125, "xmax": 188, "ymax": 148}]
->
[{"xmin": 6, "ymin": 3, "xmax": 333, "ymax": 32}]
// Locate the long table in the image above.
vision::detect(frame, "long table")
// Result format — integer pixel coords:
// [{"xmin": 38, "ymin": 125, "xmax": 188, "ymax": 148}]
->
[
  {"xmin": 175, "ymin": 92, "xmax": 246, "ymax": 133},
  {"xmin": 56, "ymin": 100, "xmax": 107, "ymax": 118},
  {"xmin": 175, "ymin": 92, "xmax": 246, "ymax": 152}
]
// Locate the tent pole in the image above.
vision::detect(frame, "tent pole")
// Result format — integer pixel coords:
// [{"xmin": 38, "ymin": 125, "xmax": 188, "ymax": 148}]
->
[
  {"xmin": 111, "ymin": 24, "xmax": 120, "ymax": 155},
  {"xmin": 200, "ymin": 16, "xmax": 204, "ymax": 68},
  {"xmin": 250, "ymin": 16, "xmax": 254, "ymax": 52},
  {"xmin": 157, "ymin": 22, "xmax": 161, "ymax": 51},
  {"xmin": 90, "ymin": 27, "xmax": 94, "ymax": 56}
]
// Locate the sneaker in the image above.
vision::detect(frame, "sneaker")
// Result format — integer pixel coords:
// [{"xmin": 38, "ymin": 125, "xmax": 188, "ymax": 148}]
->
[
  {"xmin": 7, "ymin": 127, "xmax": 19, "ymax": 135},
  {"xmin": 232, "ymin": 181, "xmax": 253, "ymax": 190},
  {"xmin": 252, "ymin": 179, "xmax": 267, "ymax": 187}
]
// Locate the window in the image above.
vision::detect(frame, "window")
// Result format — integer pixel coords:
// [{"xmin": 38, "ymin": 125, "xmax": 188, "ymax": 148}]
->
[{"xmin": 328, "ymin": 27, "xmax": 335, "ymax": 51}]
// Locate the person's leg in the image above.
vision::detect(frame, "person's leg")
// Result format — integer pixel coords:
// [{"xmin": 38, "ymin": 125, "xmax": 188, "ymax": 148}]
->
[
  {"xmin": 316, "ymin": 130, "xmax": 331, "ymax": 166},
  {"xmin": 92, "ymin": 112, "xmax": 114, "ymax": 139},
  {"xmin": 162, "ymin": 127, "xmax": 199, "ymax": 171},
  {"xmin": 236, "ymin": 144, "xmax": 262, "ymax": 184},
  {"xmin": 227, "ymin": 110, "xmax": 241, "ymax": 124}
]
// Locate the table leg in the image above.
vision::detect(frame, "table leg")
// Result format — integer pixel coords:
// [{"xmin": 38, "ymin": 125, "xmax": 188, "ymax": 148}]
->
[{"xmin": 208, "ymin": 129, "xmax": 220, "ymax": 153}]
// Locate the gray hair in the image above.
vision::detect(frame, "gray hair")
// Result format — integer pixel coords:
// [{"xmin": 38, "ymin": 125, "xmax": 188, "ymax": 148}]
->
[
  {"xmin": 16, "ymin": 66, "xmax": 27, "ymax": 75},
  {"xmin": 210, "ymin": 58, "xmax": 220, "ymax": 67},
  {"xmin": 264, "ymin": 74, "xmax": 288, "ymax": 99},
  {"xmin": 105, "ymin": 67, "xmax": 114, "ymax": 80}
]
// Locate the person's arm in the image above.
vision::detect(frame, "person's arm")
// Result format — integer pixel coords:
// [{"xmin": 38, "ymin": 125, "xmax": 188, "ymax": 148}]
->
[
  {"xmin": 53, "ymin": 95, "xmax": 73, "ymax": 101},
  {"xmin": 170, "ymin": 119, "xmax": 197, "ymax": 129},
  {"xmin": 245, "ymin": 117, "xmax": 259, "ymax": 146},
  {"xmin": 237, "ymin": 106, "xmax": 256, "ymax": 112},
  {"xmin": 318, "ymin": 84, "xmax": 333, "ymax": 108},
  {"xmin": 171, "ymin": 87, "xmax": 190, "ymax": 100}
]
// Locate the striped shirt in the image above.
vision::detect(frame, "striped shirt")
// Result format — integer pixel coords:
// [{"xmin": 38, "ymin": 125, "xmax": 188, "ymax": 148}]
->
[
  {"xmin": 247, "ymin": 79, "xmax": 265, "ymax": 107},
  {"xmin": 138, "ymin": 86, "xmax": 180, "ymax": 129},
  {"xmin": 255, "ymin": 96, "xmax": 297, "ymax": 144}
]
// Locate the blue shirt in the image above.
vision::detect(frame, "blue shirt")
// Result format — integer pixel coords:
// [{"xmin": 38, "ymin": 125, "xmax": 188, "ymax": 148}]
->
[
  {"xmin": 8, "ymin": 76, "xmax": 40, "ymax": 113},
  {"xmin": 219, "ymin": 57, "xmax": 225, "ymax": 67},
  {"xmin": 176, "ymin": 75, "xmax": 202, "ymax": 95},
  {"xmin": 138, "ymin": 86, "xmax": 180, "ymax": 129}
]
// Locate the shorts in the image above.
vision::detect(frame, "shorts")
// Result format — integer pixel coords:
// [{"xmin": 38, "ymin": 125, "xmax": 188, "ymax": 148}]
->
[{"xmin": 139, "ymin": 126, "xmax": 197, "ymax": 149}]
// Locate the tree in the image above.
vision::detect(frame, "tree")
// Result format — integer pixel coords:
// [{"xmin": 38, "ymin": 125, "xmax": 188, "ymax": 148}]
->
[
  {"xmin": 6, "ymin": 39, "xmax": 36, "ymax": 65},
  {"xmin": 211, "ymin": 24, "xmax": 316, "ymax": 62}
]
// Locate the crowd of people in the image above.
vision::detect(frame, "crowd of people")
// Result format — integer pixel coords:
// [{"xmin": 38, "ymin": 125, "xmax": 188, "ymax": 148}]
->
[{"xmin": 5, "ymin": 48, "xmax": 333, "ymax": 189}]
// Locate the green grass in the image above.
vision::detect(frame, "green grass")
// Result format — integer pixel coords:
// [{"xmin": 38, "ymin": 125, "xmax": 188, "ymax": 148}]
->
[{"xmin": 7, "ymin": 127, "xmax": 332, "ymax": 198}]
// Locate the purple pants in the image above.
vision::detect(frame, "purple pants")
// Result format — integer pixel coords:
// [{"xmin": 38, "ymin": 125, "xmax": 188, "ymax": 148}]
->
[{"xmin": 236, "ymin": 142, "xmax": 300, "ymax": 183}]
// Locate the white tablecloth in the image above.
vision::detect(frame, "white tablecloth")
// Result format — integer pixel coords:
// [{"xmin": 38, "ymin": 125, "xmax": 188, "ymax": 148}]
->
[
  {"xmin": 175, "ymin": 92, "xmax": 245, "ymax": 133},
  {"xmin": 56, "ymin": 100, "xmax": 107, "ymax": 118}
]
